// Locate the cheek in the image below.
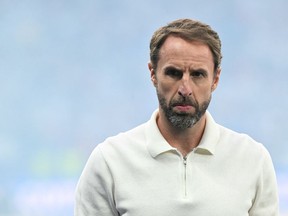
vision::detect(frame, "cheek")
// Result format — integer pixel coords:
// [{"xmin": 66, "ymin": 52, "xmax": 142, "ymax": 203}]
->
[
  {"xmin": 158, "ymin": 82, "xmax": 171, "ymax": 93},
  {"xmin": 159, "ymin": 81, "xmax": 179, "ymax": 95},
  {"xmin": 157, "ymin": 81, "xmax": 178, "ymax": 101},
  {"xmin": 192, "ymin": 85, "xmax": 213, "ymax": 102}
]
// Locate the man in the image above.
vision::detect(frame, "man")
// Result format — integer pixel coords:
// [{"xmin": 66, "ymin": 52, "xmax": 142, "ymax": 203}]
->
[{"xmin": 75, "ymin": 19, "xmax": 279, "ymax": 216}]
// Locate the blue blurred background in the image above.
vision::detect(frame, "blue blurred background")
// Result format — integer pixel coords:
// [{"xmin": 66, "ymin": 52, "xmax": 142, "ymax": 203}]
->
[{"xmin": 0, "ymin": 0, "xmax": 287, "ymax": 215}]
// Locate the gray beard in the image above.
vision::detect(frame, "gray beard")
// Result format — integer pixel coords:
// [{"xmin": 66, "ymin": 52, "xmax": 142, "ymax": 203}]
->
[{"xmin": 157, "ymin": 90, "xmax": 211, "ymax": 130}]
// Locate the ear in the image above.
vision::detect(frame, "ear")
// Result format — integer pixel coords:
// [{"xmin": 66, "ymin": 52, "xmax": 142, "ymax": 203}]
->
[
  {"xmin": 148, "ymin": 62, "xmax": 157, "ymax": 87},
  {"xmin": 211, "ymin": 67, "xmax": 221, "ymax": 92}
]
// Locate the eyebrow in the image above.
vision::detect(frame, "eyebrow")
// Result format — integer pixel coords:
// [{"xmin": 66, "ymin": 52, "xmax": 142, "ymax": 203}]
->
[
  {"xmin": 190, "ymin": 68, "xmax": 208, "ymax": 75},
  {"xmin": 164, "ymin": 66, "xmax": 208, "ymax": 74},
  {"xmin": 164, "ymin": 66, "xmax": 180, "ymax": 70}
]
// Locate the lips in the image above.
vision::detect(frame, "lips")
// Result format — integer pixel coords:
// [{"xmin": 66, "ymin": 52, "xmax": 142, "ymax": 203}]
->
[
  {"xmin": 173, "ymin": 102, "xmax": 193, "ymax": 107},
  {"xmin": 172, "ymin": 100, "xmax": 194, "ymax": 107},
  {"xmin": 171, "ymin": 98, "xmax": 196, "ymax": 112},
  {"xmin": 173, "ymin": 104, "xmax": 194, "ymax": 112}
]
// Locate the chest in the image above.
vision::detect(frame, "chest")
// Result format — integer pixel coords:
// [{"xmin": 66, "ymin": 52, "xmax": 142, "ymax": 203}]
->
[{"xmin": 111, "ymin": 155, "xmax": 255, "ymax": 216}]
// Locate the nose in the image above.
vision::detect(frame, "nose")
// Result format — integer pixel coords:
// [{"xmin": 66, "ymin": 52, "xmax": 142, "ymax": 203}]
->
[{"xmin": 178, "ymin": 76, "xmax": 192, "ymax": 97}]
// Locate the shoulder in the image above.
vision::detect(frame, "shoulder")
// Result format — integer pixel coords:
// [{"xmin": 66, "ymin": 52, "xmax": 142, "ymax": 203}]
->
[
  {"xmin": 95, "ymin": 122, "xmax": 148, "ymax": 158},
  {"xmin": 217, "ymin": 124, "xmax": 270, "ymax": 160},
  {"xmin": 102, "ymin": 122, "xmax": 146, "ymax": 146}
]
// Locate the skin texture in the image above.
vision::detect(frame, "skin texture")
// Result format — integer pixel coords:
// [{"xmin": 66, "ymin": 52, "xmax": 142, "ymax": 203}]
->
[{"xmin": 148, "ymin": 35, "xmax": 221, "ymax": 156}]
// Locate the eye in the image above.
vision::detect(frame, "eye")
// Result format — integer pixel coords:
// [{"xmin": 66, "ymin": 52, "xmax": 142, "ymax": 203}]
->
[
  {"xmin": 191, "ymin": 70, "xmax": 207, "ymax": 78},
  {"xmin": 164, "ymin": 68, "xmax": 183, "ymax": 79}
]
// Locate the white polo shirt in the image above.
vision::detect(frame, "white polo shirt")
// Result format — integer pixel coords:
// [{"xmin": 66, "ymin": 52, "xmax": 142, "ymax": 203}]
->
[{"xmin": 75, "ymin": 110, "xmax": 279, "ymax": 216}]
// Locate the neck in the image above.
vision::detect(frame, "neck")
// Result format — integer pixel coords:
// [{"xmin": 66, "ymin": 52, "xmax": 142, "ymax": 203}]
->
[{"xmin": 156, "ymin": 110, "xmax": 207, "ymax": 157}]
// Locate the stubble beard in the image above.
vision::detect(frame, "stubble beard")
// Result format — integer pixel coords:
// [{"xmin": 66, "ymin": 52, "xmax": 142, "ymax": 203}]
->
[{"xmin": 157, "ymin": 90, "xmax": 211, "ymax": 130}]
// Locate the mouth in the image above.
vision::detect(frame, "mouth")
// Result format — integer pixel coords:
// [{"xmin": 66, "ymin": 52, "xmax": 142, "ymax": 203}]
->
[{"xmin": 173, "ymin": 104, "xmax": 194, "ymax": 112}]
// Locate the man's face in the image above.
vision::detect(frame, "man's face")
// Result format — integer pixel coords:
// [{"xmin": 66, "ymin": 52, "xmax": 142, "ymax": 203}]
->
[{"xmin": 149, "ymin": 36, "xmax": 220, "ymax": 129}]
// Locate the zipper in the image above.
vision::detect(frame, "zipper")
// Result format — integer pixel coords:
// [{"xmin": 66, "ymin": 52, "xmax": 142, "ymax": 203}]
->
[
  {"xmin": 183, "ymin": 156, "xmax": 187, "ymax": 197},
  {"xmin": 182, "ymin": 149, "xmax": 194, "ymax": 198}
]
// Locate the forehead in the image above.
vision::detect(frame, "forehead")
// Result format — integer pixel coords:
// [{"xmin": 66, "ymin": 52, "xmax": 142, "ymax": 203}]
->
[{"xmin": 158, "ymin": 36, "xmax": 214, "ymax": 69}]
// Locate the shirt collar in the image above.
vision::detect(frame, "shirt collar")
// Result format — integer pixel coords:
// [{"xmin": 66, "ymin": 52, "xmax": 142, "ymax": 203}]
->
[
  {"xmin": 195, "ymin": 111, "xmax": 220, "ymax": 155},
  {"xmin": 145, "ymin": 109, "xmax": 220, "ymax": 158}
]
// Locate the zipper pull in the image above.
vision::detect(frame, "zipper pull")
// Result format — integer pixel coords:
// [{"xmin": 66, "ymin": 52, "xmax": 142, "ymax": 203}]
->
[{"xmin": 183, "ymin": 156, "xmax": 187, "ymax": 166}]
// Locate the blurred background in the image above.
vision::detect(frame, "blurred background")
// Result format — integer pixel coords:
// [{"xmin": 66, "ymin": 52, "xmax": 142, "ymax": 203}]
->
[{"xmin": 0, "ymin": 0, "xmax": 287, "ymax": 215}]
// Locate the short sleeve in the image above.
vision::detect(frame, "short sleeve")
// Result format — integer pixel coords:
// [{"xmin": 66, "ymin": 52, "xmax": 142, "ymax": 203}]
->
[
  {"xmin": 249, "ymin": 147, "xmax": 279, "ymax": 216},
  {"xmin": 74, "ymin": 146, "xmax": 118, "ymax": 216}
]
